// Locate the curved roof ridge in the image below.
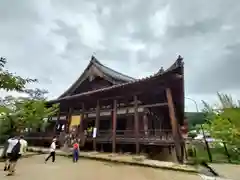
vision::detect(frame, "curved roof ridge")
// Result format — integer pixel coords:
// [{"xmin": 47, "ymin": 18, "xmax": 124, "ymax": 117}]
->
[
  {"xmin": 58, "ymin": 56, "xmax": 136, "ymax": 98},
  {"xmin": 91, "ymin": 56, "xmax": 136, "ymax": 81},
  {"xmin": 54, "ymin": 56, "xmax": 184, "ymax": 101}
]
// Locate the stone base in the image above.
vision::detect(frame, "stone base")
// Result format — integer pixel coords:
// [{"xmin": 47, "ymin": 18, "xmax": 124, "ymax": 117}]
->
[{"xmin": 148, "ymin": 146, "xmax": 178, "ymax": 162}]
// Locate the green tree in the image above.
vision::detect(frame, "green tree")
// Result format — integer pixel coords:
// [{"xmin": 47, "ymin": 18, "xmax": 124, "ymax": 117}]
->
[
  {"xmin": 24, "ymin": 88, "xmax": 48, "ymax": 100},
  {"xmin": 202, "ymin": 92, "xmax": 240, "ymax": 151},
  {"xmin": 0, "ymin": 57, "xmax": 58, "ymax": 141},
  {"xmin": 0, "ymin": 91, "xmax": 58, "ymax": 135},
  {"xmin": 0, "ymin": 57, "xmax": 37, "ymax": 92},
  {"xmin": 186, "ymin": 112, "xmax": 205, "ymax": 129}
]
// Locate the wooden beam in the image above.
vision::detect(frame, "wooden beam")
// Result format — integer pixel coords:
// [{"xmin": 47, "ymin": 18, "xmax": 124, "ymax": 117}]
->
[
  {"xmin": 165, "ymin": 88, "xmax": 183, "ymax": 163},
  {"xmin": 140, "ymin": 102, "xmax": 167, "ymax": 108},
  {"xmin": 93, "ymin": 100, "xmax": 100, "ymax": 151},
  {"xmin": 74, "ymin": 102, "xmax": 167, "ymax": 116},
  {"xmin": 112, "ymin": 99, "xmax": 117, "ymax": 153},
  {"xmin": 50, "ymin": 82, "xmax": 171, "ymax": 104},
  {"xmin": 134, "ymin": 95, "xmax": 140, "ymax": 154}
]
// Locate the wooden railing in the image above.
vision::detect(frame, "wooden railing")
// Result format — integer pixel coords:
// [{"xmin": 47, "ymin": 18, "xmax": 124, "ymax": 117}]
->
[
  {"xmin": 19, "ymin": 129, "xmax": 174, "ymax": 145},
  {"xmin": 23, "ymin": 132, "xmax": 57, "ymax": 139},
  {"xmin": 91, "ymin": 129, "xmax": 174, "ymax": 143},
  {"xmin": 138, "ymin": 130, "xmax": 173, "ymax": 140}
]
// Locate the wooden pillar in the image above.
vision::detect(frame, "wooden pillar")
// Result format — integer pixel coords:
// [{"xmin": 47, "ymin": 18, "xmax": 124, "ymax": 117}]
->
[
  {"xmin": 134, "ymin": 95, "xmax": 140, "ymax": 154},
  {"xmin": 66, "ymin": 108, "xmax": 72, "ymax": 133},
  {"xmin": 112, "ymin": 99, "xmax": 117, "ymax": 153},
  {"xmin": 93, "ymin": 100, "xmax": 100, "ymax": 151},
  {"xmin": 125, "ymin": 108, "xmax": 131, "ymax": 129},
  {"xmin": 80, "ymin": 103, "xmax": 85, "ymax": 134},
  {"xmin": 143, "ymin": 112, "xmax": 148, "ymax": 136},
  {"xmin": 166, "ymin": 88, "xmax": 183, "ymax": 163},
  {"xmin": 54, "ymin": 111, "xmax": 61, "ymax": 133}
]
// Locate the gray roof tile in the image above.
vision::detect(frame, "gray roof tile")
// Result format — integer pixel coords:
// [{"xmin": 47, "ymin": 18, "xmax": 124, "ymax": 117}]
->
[{"xmin": 91, "ymin": 56, "xmax": 136, "ymax": 82}]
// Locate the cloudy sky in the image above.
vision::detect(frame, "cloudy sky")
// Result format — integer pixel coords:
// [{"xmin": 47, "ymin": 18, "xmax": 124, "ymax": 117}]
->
[{"xmin": 0, "ymin": 0, "xmax": 239, "ymax": 111}]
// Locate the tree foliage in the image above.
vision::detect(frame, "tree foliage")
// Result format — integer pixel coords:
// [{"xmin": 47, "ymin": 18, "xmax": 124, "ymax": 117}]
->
[
  {"xmin": 186, "ymin": 112, "xmax": 205, "ymax": 129},
  {"xmin": 0, "ymin": 57, "xmax": 37, "ymax": 92},
  {"xmin": 0, "ymin": 91, "xmax": 59, "ymax": 135},
  {"xmin": 202, "ymin": 92, "xmax": 240, "ymax": 150},
  {"xmin": 0, "ymin": 57, "xmax": 59, "ymax": 136}
]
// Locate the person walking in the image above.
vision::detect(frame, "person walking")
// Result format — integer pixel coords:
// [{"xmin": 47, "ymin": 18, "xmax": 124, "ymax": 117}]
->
[
  {"xmin": 72, "ymin": 140, "xmax": 80, "ymax": 163},
  {"xmin": 8, "ymin": 135, "xmax": 27, "ymax": 175},
  {"xmin": 45, "ymin": 137, "xmax": 57, "ymax": 163},
  {"xmin": 4, "ymin": 136, "xmax": 21, "ymax": 176},
  {"xmin": 19, "ymin": 135, "xmax": 28, "ymax": 157},
  {"xmin": 4, "ymin": 136, "xmax": 18, "ymax": 171}
]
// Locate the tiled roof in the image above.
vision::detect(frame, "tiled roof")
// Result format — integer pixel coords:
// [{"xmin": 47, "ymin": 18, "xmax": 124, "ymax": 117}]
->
[
  {"xmin": 91, "ymin": 56, "xmax": 136, "ymax": 82},
  {"xmin": 49, "ymin": 56, "xmax": 184, "ymax": 104},
  {"xmin": 58, "ymin": 56, "xmax": 136, "ymax": 98}
]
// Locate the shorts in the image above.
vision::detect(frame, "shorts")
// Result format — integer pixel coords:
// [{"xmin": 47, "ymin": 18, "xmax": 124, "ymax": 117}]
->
[
  {"xmin": 2, "ymin": 153, "xmax": 10, "ymax": 160},
  {"xmin": 8, "ymin": 153, "xmax": 21, "ymax": 162},
  {"xmin": 3, "ymin": 153, "xmax": 12, "ymax": 160}
]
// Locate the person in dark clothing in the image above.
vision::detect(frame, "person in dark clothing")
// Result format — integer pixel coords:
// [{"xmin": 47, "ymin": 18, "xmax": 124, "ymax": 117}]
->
[{"xmin": 4, "ymin": 136, "xmax": 21, "ymax": 176}]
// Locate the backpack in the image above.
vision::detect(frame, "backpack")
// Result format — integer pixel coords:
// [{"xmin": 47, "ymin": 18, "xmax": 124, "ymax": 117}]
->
[{"xmin": 11, "ymin": 140, "xmax": 21, "ymax": 155}]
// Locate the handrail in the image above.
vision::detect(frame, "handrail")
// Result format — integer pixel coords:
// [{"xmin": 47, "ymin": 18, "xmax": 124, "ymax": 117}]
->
[
  {"xmin": 98, "ymin": 129, "xmax": 172, "ymax": 134},
  {"xmin": 96, "ymin": 129, "xmax": 173, "ymax": 140},
  {"xmin": 22, "ymin": 129, "xmax": 174, "ymax": 141}
]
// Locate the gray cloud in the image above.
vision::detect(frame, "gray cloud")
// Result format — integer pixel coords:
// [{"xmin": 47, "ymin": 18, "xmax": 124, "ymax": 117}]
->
[{"xmin": 0, "ymin": 0, "xmax": 240, "ymax": 111}]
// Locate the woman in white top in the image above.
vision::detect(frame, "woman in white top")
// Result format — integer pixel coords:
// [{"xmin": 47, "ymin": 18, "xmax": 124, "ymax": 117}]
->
[
  {"xmin": 45, "ymin": 138, "xmax": 57, "ymax": 163},
  {"xmin": 4, "ymin": 137, "xmax": 18, "ymax": 171}
]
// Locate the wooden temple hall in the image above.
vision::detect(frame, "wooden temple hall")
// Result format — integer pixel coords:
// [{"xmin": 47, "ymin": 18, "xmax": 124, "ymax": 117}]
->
[{"xmin": 47, "ymin": 55, "xmax": 185, "ymax": 162}]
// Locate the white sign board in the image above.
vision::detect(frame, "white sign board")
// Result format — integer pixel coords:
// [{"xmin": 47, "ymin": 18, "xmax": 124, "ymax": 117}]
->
[{"xmin": 92, "ymin": 127, "xmax": 97, "ymax": 138}]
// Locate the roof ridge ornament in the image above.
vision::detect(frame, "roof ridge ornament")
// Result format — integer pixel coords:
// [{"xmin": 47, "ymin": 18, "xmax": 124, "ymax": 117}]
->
[
  {"xmin": 91, "ymin": 55, "xmax": 97, "ymax": 62},
  {"xmin": 158, "ymin": 67, "xmax": 164, "ymax": 74},
  {"xmin": 91, "ymin": 54, "xmax": 104, "ymax": 66},
  {"xmin": 176, "ymin": 55, "xmax": 184, "ymax": 67}
]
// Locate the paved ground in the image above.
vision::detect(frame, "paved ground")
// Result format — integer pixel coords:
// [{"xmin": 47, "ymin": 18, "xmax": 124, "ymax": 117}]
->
[
  {"xmin": 209, "ymin": 164, "xmax": 240, "ymax": 180},
  {"xmin": 0, "ymin": 148, "xmax": 3, "ymax": 156},
  {"xmin": 0, "ymin": 155, "xmax": 204, "ymax": 180}
]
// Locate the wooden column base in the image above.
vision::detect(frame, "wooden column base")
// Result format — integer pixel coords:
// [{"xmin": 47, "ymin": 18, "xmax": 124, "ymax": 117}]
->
[{"xmin": 93, "ymin": 139, "xmax": 96, "ymax": 151}]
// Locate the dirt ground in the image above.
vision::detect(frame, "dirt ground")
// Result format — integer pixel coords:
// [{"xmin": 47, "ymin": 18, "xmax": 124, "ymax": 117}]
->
[{"xmin": 0, "ymin": 154, "xmax": 204, "ymax": 180}]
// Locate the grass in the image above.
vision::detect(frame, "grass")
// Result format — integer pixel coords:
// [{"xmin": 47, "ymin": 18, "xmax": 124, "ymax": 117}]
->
[{"xmin": 194, "ymin": 146, "xmax": 240, "ymax": 164}]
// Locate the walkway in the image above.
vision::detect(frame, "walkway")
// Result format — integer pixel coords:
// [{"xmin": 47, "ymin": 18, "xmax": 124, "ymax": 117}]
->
[
  {"xmin": 209, "ymin": 164, "xmax": 240, "ymax": 180},
  {"xmin": 0, "ymin": 154, "xmax": 203, "ymax": 180}
]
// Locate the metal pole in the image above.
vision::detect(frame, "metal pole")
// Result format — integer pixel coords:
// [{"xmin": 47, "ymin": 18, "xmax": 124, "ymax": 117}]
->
[
  {"xmin": 200, "ymin": 124, "xmax": 212, "ymax": 162},
  {"xmin": 223, "ymin": 142, "xmax": 231, "ymax": 163},
  {"xmin": 185, "ymin": 97, "xmax": 199, "ymax": 112},
  {"xmin": 185, "ymin": 97, "xmax": 212, "ymax": 162}
]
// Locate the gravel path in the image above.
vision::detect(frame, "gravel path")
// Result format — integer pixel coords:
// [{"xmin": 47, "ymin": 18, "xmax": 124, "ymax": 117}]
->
[{"xmin": 0, "ymin": 154, "xmax": 203, "ymax": 180}]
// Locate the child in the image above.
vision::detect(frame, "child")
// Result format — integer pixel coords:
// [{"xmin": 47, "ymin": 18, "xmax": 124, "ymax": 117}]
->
[{"xmin": 72, "ymin": 140, "xmax": 80, "ymax": 163}]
